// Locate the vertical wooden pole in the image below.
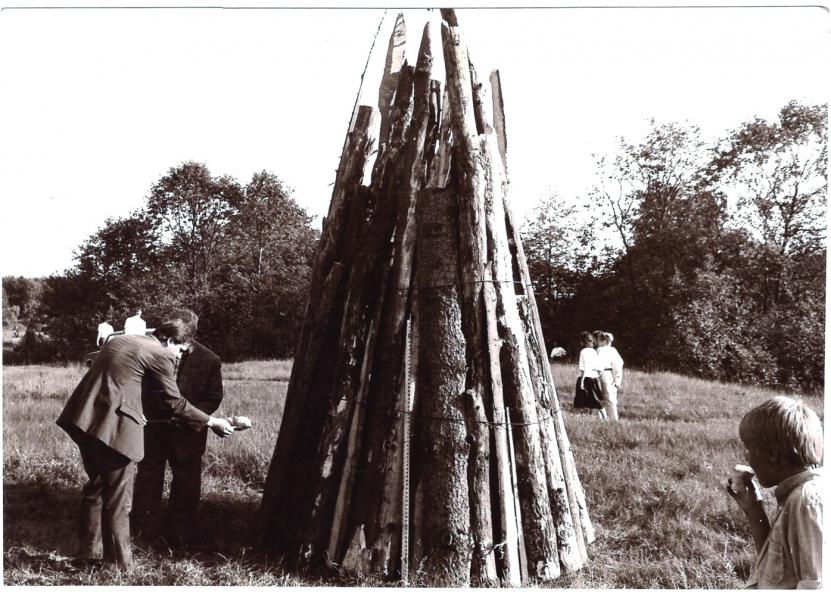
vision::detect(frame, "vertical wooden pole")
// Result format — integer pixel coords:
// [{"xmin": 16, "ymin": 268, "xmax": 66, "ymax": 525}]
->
[
  {"xmin": 482, "ymin": 264, "xmax": 521, "ymax": 585},
  {"xmin": 415, "ymin": 187, "xmax": 471, "ymax": 586}
]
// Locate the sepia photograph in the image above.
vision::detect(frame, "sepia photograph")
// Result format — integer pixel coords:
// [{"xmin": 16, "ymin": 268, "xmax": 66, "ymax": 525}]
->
[{"xmin": 0, "ymin": 1, "xmax": 826, "ymax": 587}]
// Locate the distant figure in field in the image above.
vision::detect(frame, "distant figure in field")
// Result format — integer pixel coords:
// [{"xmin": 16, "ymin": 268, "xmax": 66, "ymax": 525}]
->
[
  {"xmin": 727, "ymin": 396, "xmax": 823, "ymax": 589},
  {"xmin": 133, "ymin": 308, "xmax": 224, "ymax": 548},
  {"xmin": 124, "ymin": 309, "xmax": 146, "ymax": 335},
  {"xmin": 573, "ymin": 331, "xmax": 604, "ymax": 418},
  {"xmin": 595, "ymin": 331, "xmax": 624, "ymax": 421},
  {"xmin": 56, "ymin": 320, "xmax": 235, "ymax": 571},
  {"xmin": 96, "ymin": 319, "xmax": 114, "ymax": 346},
  {"xmin": 549, "ymin": 346, "xmax": 567, "ymax": 359}
]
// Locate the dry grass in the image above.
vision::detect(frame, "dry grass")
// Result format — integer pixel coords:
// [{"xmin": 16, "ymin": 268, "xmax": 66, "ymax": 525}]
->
[{"xmin": 2, "ymin": 360, "xmax": 823, "ymax": 586}]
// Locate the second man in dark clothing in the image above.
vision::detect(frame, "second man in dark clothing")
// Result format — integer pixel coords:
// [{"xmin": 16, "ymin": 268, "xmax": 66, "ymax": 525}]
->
[{"xmin": 133, "ymin": 309, "xmax": 224, "ymax": 547}]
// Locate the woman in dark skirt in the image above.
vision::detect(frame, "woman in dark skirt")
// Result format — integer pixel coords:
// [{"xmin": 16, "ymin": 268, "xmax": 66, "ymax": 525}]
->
[{"xmin": 574, "ymin": 331, "xmax": 605, "ymax": 417}]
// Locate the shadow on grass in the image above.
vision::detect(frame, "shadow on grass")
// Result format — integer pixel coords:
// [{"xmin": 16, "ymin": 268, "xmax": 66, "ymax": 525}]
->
[{"xmin": 3, "ymin": 478, "xmax": 383, "ymax": 585}]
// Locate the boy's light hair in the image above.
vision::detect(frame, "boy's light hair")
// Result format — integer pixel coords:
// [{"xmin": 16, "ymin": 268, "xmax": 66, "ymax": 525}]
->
[{"xmin": 739, "ymin": 396, "xmax": 823, "ymax": 467}]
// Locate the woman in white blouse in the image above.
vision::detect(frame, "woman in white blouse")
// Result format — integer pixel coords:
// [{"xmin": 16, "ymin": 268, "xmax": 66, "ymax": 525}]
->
[
  {"xmin": 595, "ymin": 331, "xmax": 624, "ymax": 421},
  {"xmin": 574, "ymin": 331, "xmax": 605, "ymax": 418}
]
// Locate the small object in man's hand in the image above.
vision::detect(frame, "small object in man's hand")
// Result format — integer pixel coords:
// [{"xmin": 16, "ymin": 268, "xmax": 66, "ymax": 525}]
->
[
  {"xmin": 730, "ymin": 463, "xmax": 754, "ymax": 493},
  {"xmin": 228, "ymin": 415, "xmax": 253, "ymax": 431}
]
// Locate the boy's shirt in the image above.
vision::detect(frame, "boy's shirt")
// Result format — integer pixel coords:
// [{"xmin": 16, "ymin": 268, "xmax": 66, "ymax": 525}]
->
[{"xmin": 746, "ymin": 468, "xmax": 822, "ymax": 589}]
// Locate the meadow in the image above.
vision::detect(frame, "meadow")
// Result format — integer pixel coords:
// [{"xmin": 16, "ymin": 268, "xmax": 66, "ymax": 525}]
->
[{"xmin": 2, "ymin": 360, "xmax": 823, "ymax": 586}]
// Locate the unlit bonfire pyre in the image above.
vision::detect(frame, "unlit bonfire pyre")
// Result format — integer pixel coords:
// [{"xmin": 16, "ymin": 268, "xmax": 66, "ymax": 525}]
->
[{"xmin": 258, "ymin": 9, "xmax": 594, "ymax": 586}]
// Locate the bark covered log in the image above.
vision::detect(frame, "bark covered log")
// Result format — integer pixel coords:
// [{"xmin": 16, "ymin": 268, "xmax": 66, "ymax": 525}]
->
[
  {"xmin": 415, "ymin": 187, "xmax": 471, "ymax": 586},
  {"xmin": 481, "ymin": 132, "xmax": 560, "ymax": 580},
  {"xmin": 342, "ymin": 24, "xmax": 435, "ymax": 577},
  {"xmin": 489, "ymin": 66, "xmax": 595, "ymax": 563},
  {"xmin": 518, "ymin": 296, "xmax": 584, "ymax": 572},
  {"xmin": 482, "ymin": 264, "xmax": 522, "ymax": 585},
  {"xmin": 296, "ymin": 65, "xmax": 416, "ymax": 567},
  {"xmin": 259, "ymin": 106, "xmax": 375, "ymax": 555},
  {"xmin": 439, "ymin": 17, "xmax": 497, "ymax": 586}
]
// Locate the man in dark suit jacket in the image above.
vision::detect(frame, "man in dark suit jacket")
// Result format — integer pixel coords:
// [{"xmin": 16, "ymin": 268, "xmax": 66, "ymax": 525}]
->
[
  {"xmin": 133, "ymin": 309, "xmax": 224, "ymax": 547},
  {"xmin": 57, "ymin": 320, "xmax": 235, "ymax": 570}
]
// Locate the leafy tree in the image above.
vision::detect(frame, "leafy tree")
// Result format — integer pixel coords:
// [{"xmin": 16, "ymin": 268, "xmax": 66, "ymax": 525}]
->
[
  {"xmin": 146, "ymin": 162, "xmax": 242, "ymax": 295},
  {"xmin": 207, "ymin": 171, "xmax": 318, "ymax": 359},
  {"xmin": 525, "ymin": 104, "xmax": 825, "ymax": 391},
  {"xmin": 714, "ymin": 102, "xmax": 826, "ymax": 257},
  {"xmin": 2, "ymin": 276, "xmax": 44, "ymax": 324},
  {"xmin": 73, "ymin": 211, "xmax": 165, "ymax": 317},
  {"xmin": 521, "ymin": 193, "xmax": 600, "ymax": 349}
]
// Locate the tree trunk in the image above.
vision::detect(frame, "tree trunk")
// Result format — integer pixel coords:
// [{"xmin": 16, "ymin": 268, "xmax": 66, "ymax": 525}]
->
[
  {"xmin": 439, "ymin": 17, "xmax": 497, "ymax": 586},
  {"xmin": 415, "ymin": 187, "xmax": 472, "ymax": 586}
]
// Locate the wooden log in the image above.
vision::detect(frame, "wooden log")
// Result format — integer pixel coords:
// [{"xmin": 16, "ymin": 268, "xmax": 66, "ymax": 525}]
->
[
  {"xmin": 378, "ymin": 13, "xmax": 407, "ymax": 147},
  {"xmin": 327, "ymin": 302, "xmax": 383, "ymax": 562},
  {"xmin": 415, "ymin": 187, "xmax": 471, "ymax": 586},
  {"xmin": 259, "ymin": 106, "xmax": 375, "ymax": 555},
  {"xmin": 426, "ymin": 83, "xmax": 452, "ymax": 189},
  {"xmin": 335, "ymin": 25, "xmax": 433, "ymax": 578},
  {"xmin": 503, "ymin": 195, "xmax": 595, "ymax": 558},
  {"xmin": 482, "ymin": 132, "xmax": 560, "ymax": 581},
  {"xmin": 441, "ymin": 16, "xmax": 559, "ymax": 580},
  {"xmin": 518, "ymin": 296, "xmax": 584, "ymax": 572},
  {"xmin": 463, "ymin": 387, "xmax": 498, "ymax": 584},
  {"xmin": 438, "ymin": 16, "xmax": 497, "ymax": 586},
  {"xmin": 482, "ymin": 263, "xmax": 521, "ymax": 586},
  {"xmin": 423, "ymin": 80, "xmax": 442, "ymax": 180},
  {"xmin": 489, "ymin": 70, "xmax": 508, "ymax": 173},
  {"xmin": 489, "ymin": 69, "xmax": 595, "ymax": 557},
  {"xmin": 296, "ymin": 66, "xmax": 416, "ymax": 568},
  {"xmin": 504, "ymin": 407, "xmax": 529, "ymax": 578}
]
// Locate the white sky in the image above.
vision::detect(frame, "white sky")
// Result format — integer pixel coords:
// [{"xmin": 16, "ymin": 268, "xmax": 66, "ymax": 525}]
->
[{"xmin": 0, "ymin": 2, "xmax": 828, "ymax": 277}]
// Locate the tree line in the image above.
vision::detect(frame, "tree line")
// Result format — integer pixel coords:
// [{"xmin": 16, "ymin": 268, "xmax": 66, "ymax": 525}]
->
[
  {"xmin": 522, "ymin": 101, "xmax": 826, "ymax": 391},
  {"xmin": 3, "ymin": 163, "xmax": 318, "ymax": 363},
  {"xmin": 3, "ymin": 101, "xmax": 826, "ymax": 392}
]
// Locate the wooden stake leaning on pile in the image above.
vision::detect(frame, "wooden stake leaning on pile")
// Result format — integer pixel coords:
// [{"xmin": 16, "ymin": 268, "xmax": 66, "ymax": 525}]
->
[{"xmin": 259, "ymin": 9, "xmax": 595, "ymax": 586}]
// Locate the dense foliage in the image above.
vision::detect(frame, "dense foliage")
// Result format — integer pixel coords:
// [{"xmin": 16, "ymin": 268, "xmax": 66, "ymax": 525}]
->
[
  {"xmin": 3, "ymin": 163, "xmax": 318, "ymax": 363},
  {"xmin": 522, "ymin": 102, "xmax": 826, "ymax": 391},
  {"xmin": 4, "ymin": 102, "xmax": 825, "ymax": 392}
]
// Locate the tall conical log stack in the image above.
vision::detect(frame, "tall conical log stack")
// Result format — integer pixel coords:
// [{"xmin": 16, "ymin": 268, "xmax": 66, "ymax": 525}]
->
[{"xmin": 259, "ymin": 10, "xmax": 594, "ymax": 586}]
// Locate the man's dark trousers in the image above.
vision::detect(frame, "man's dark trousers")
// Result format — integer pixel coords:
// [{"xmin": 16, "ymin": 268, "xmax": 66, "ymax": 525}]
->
[
  {"xmin": 133, "ymin": 341, "xmax": 223, "ymax": 545},
  {"xmin": 72, "ymin": 429, "xmax": 136, "ymax": 569}
]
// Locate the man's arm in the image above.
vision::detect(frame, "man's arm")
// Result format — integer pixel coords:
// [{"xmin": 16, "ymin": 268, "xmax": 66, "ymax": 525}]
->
[{"xmin": 148, "ymin": 352, "xmax": 233, "ymax": 437}]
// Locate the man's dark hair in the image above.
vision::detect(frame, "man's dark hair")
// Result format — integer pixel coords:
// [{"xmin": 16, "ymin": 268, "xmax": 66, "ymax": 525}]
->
[
  {"xmin": 166, "ymin": 308, "xmax": 199, "ymax": 337},
  {"xmin": 155, "ymin": 319, "xmax": 191, "ymax": 345}
]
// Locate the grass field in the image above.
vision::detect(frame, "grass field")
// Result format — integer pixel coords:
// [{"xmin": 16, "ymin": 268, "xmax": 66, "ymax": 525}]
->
[{"xmin": 2, "ymin": 360, "xmax": 823, "ymax": 586}]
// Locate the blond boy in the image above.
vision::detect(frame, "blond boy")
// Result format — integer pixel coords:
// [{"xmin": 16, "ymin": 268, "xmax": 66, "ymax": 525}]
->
[{"xmin": 727, "ymin": 396, "xmax": 823, "ymax": 589}]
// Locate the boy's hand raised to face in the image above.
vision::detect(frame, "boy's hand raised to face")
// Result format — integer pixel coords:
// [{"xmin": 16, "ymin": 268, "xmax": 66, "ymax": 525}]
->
[{"xmin": 727, "ymin": 466, "xmax": 764, "ymax": 513}]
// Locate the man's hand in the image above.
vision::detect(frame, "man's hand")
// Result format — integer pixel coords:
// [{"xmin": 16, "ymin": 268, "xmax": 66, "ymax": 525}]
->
[{"xmin": 207, "ymin": 416, "xmax": 235, "ymax": 438}]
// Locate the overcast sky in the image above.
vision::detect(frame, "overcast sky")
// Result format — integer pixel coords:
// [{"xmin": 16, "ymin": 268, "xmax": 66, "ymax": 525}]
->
[{"xmin": 0, "ymin": 2, "xmax": 827, "ymax": 277}]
